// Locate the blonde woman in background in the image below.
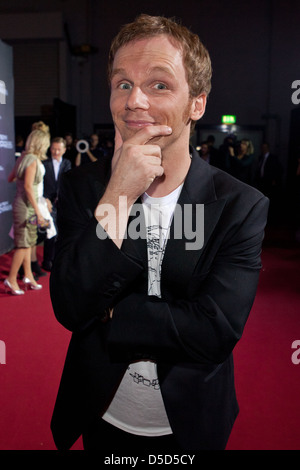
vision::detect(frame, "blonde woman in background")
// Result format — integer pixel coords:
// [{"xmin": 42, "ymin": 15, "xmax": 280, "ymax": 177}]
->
[
  {"xmin": 31, "ymin": 120, "xmax": 50, "ymax": 134},
  {"xmin": 4, "ymin": 129, "xmax": 50, "ymax": 295},
  {"xmin": 30, "ymin": 121, "xmax": 52, "ymax": 277}
]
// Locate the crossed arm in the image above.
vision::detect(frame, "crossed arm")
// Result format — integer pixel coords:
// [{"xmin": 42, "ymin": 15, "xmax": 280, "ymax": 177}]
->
[{"xmin": 50, "ymin": 167, "xmax": 268, "ymax": 366}]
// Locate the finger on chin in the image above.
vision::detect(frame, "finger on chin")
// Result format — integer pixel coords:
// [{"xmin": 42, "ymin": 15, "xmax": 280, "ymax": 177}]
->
[{"xmin": 127, "ymin": 125, "xmax": 172, "ymax": 145}]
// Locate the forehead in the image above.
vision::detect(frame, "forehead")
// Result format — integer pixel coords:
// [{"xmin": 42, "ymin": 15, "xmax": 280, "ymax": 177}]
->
[
  {"xmin": 112, "ymin": 35, "xmax": 184, "ymax": 74},
  {"xmin": 51, "ymin": 142, "xmax": 64, "ymax": 148}
]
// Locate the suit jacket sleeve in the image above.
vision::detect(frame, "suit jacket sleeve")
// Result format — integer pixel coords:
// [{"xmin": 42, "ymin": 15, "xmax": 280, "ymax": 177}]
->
[{"xmin": 108, "ymin": 194, "xmax": 269, "ymax": 365}]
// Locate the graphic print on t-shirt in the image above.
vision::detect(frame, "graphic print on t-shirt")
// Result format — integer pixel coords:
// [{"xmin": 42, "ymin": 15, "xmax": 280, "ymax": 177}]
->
[
  {"xmin": 102, "ymin": 185, "xmax": 183, "ymax": 436},
  {"xmin": 146, "ymin": 216, "xmax": 170, "ymax": 298}
]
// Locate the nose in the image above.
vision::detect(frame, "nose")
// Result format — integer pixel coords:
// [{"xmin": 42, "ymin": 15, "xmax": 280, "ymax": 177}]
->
[{"xmin": 125, "ymin": 86, "xmax": 149, "ymax": 110}]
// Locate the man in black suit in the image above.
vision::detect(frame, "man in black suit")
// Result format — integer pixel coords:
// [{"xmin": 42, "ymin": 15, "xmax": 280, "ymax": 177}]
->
[
  {"xmin": 255, "ymin": 142, "xmax": 282, "ymax": 222},
  {"xmin": 42, "ymin": 137, "xmax": 71, "ymax": 271},
  {"xmin": 50, "ymin": 15, "xmax": 268, "ymax": 451}
]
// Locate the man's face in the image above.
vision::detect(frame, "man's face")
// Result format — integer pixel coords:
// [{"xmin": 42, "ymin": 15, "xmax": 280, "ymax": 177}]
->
[
  {"xmin": 201, "ymin": 144, "xmax": 209, "ymax": 155},
  {"xmin": 90, "ymin": 134, "xmax": 99, "ymax": 147},
  {"xmin": 50, "ymin": 142, "xmax": 66, "ymax": 160},
  {"xmin": 240, "ymin": 141, "xmax": 248, "ymax": 154},
  {"xmin": 65, "ymin": 135, "xmax": 73, "ymax": 146},
  {"xmin": 110, "ymin": 35, "xmax": 206, "ymax": 152}
]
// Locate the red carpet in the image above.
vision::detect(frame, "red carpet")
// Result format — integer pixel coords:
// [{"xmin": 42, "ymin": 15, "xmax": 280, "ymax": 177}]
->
[
  {"xmin": 0, "ymin": 247, "xmax": 82, "ymax": 450},
  {"xmin": 0, "ymin": 234, "xmax": 300, "ymax": 450},
  {"xmin": 227, "ymin": 237, "xmax": 300, "ymax": 450}
]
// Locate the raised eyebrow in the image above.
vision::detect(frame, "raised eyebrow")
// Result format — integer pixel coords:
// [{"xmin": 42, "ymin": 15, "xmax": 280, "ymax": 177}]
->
[
  {"xmin": 148, "ymin": 66, "xmax": 176, "ymax": 78},
  {"xmin": 111, "ymin": 65, "xmax": 175, "ymax": 81},
  {"xmin": 111, "ymin": 68, "xmax": 128, "ymax": 81}
]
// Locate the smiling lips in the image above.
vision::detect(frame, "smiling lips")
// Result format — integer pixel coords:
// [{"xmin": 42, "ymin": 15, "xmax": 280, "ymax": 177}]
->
[{"xmin": 125, "ymin": 120, "xmax": 155, "ymax": 128}]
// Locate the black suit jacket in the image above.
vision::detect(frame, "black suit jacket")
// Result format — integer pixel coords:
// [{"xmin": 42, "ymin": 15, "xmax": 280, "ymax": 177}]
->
[
  {"xmin": 43, "ymin": 157, "xmax": 72, "ymax": 204},
  {"xmin": 50, "ymin": 148, "xmax": 269, "ymax": 450},
  {"xmin": 255, "ymin": 153, "xmax": 282, "ymax": 194}
]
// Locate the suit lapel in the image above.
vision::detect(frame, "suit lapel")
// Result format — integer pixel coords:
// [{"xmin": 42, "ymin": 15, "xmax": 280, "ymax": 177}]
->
[
  {"xmin": 121, "ymin": 150, "xmax": 227, "ymax": 292},
  {"xmin": 162, "ymin": 150, "xmax": 226, "ymax": 286},
  {"xmin": 49, "ymin": 159, "xmax": 56, "ymax": 181},
  {"xmin": 90, "ymin": 152, "xmax": 227, "ymax": 288},
  {"xmin": 57, "ymin": 160, "xmax": 64, "ymax": 179},
  {"xmin": 57, "ymin": 159, "xmax": 68, "ymax": 183}
]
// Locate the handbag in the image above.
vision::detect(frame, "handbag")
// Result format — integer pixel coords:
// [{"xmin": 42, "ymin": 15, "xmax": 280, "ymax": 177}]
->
[{"xmin": 28, "ymin": 214, "xmax": 51, "ymax": 232}]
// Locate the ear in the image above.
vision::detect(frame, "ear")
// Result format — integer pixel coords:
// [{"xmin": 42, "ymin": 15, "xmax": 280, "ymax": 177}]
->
[{"xmin": 190, "ymin": 94, "xmax": 207, "ymax": 121}]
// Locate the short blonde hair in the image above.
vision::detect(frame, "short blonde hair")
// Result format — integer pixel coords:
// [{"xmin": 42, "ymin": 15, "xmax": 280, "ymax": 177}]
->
[
  {"xmin": 108, "ymin": 14, "xmax": 212, "ymax": 99},
  {"xmin": 51, "ymin": 136, "xmax": 66, "ymax": 147},
  {"xmin": 25, "ymin": 129, "xmax": 50, "ymax": 161}
]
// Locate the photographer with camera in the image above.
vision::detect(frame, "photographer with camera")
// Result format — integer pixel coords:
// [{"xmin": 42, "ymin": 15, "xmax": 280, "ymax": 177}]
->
[{"xmin": 75, "ymin": 133, "xmax": 104, "ymax": 167}]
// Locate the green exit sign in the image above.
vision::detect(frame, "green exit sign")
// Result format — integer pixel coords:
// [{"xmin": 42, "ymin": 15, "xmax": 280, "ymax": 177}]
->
[{"xmin": 222, "ymin": 115, "xmax": 236, "ymax": 124}]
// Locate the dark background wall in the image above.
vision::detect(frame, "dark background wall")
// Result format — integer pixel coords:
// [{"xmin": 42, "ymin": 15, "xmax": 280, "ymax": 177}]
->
[
  {"xmin": 0, "ymin": 0, "xmax": 300, "ymax": 188},
  {"xmin": 0, "ymin": 40, "xmax": 15, "ymax": 255}
]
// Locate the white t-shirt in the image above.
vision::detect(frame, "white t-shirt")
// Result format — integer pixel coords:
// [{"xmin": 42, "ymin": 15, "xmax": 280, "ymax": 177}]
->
[{"xmin": 102, "ymin": 184, "xmax": 183, "ymax": 436}]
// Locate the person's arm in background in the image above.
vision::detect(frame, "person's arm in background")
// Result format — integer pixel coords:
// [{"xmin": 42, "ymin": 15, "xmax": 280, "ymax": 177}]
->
[{"xmin": 24, "ymin": 160, "xmax": 46, "ymax": 226}]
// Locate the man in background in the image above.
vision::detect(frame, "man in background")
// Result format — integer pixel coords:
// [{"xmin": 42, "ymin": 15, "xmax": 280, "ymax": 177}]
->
[
  {"xmin": 42, "ymin": 137, "xmax": 71, "ymax": 271},
  {"xmin": 255, "ymin": 142, "xmax": 282, "ymax": 223}
]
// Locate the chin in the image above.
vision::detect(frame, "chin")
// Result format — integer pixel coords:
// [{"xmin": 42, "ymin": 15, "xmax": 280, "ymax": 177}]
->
[{"xmin": 147, "ymin": 134, "xmax": 166, "ymax": 146}]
